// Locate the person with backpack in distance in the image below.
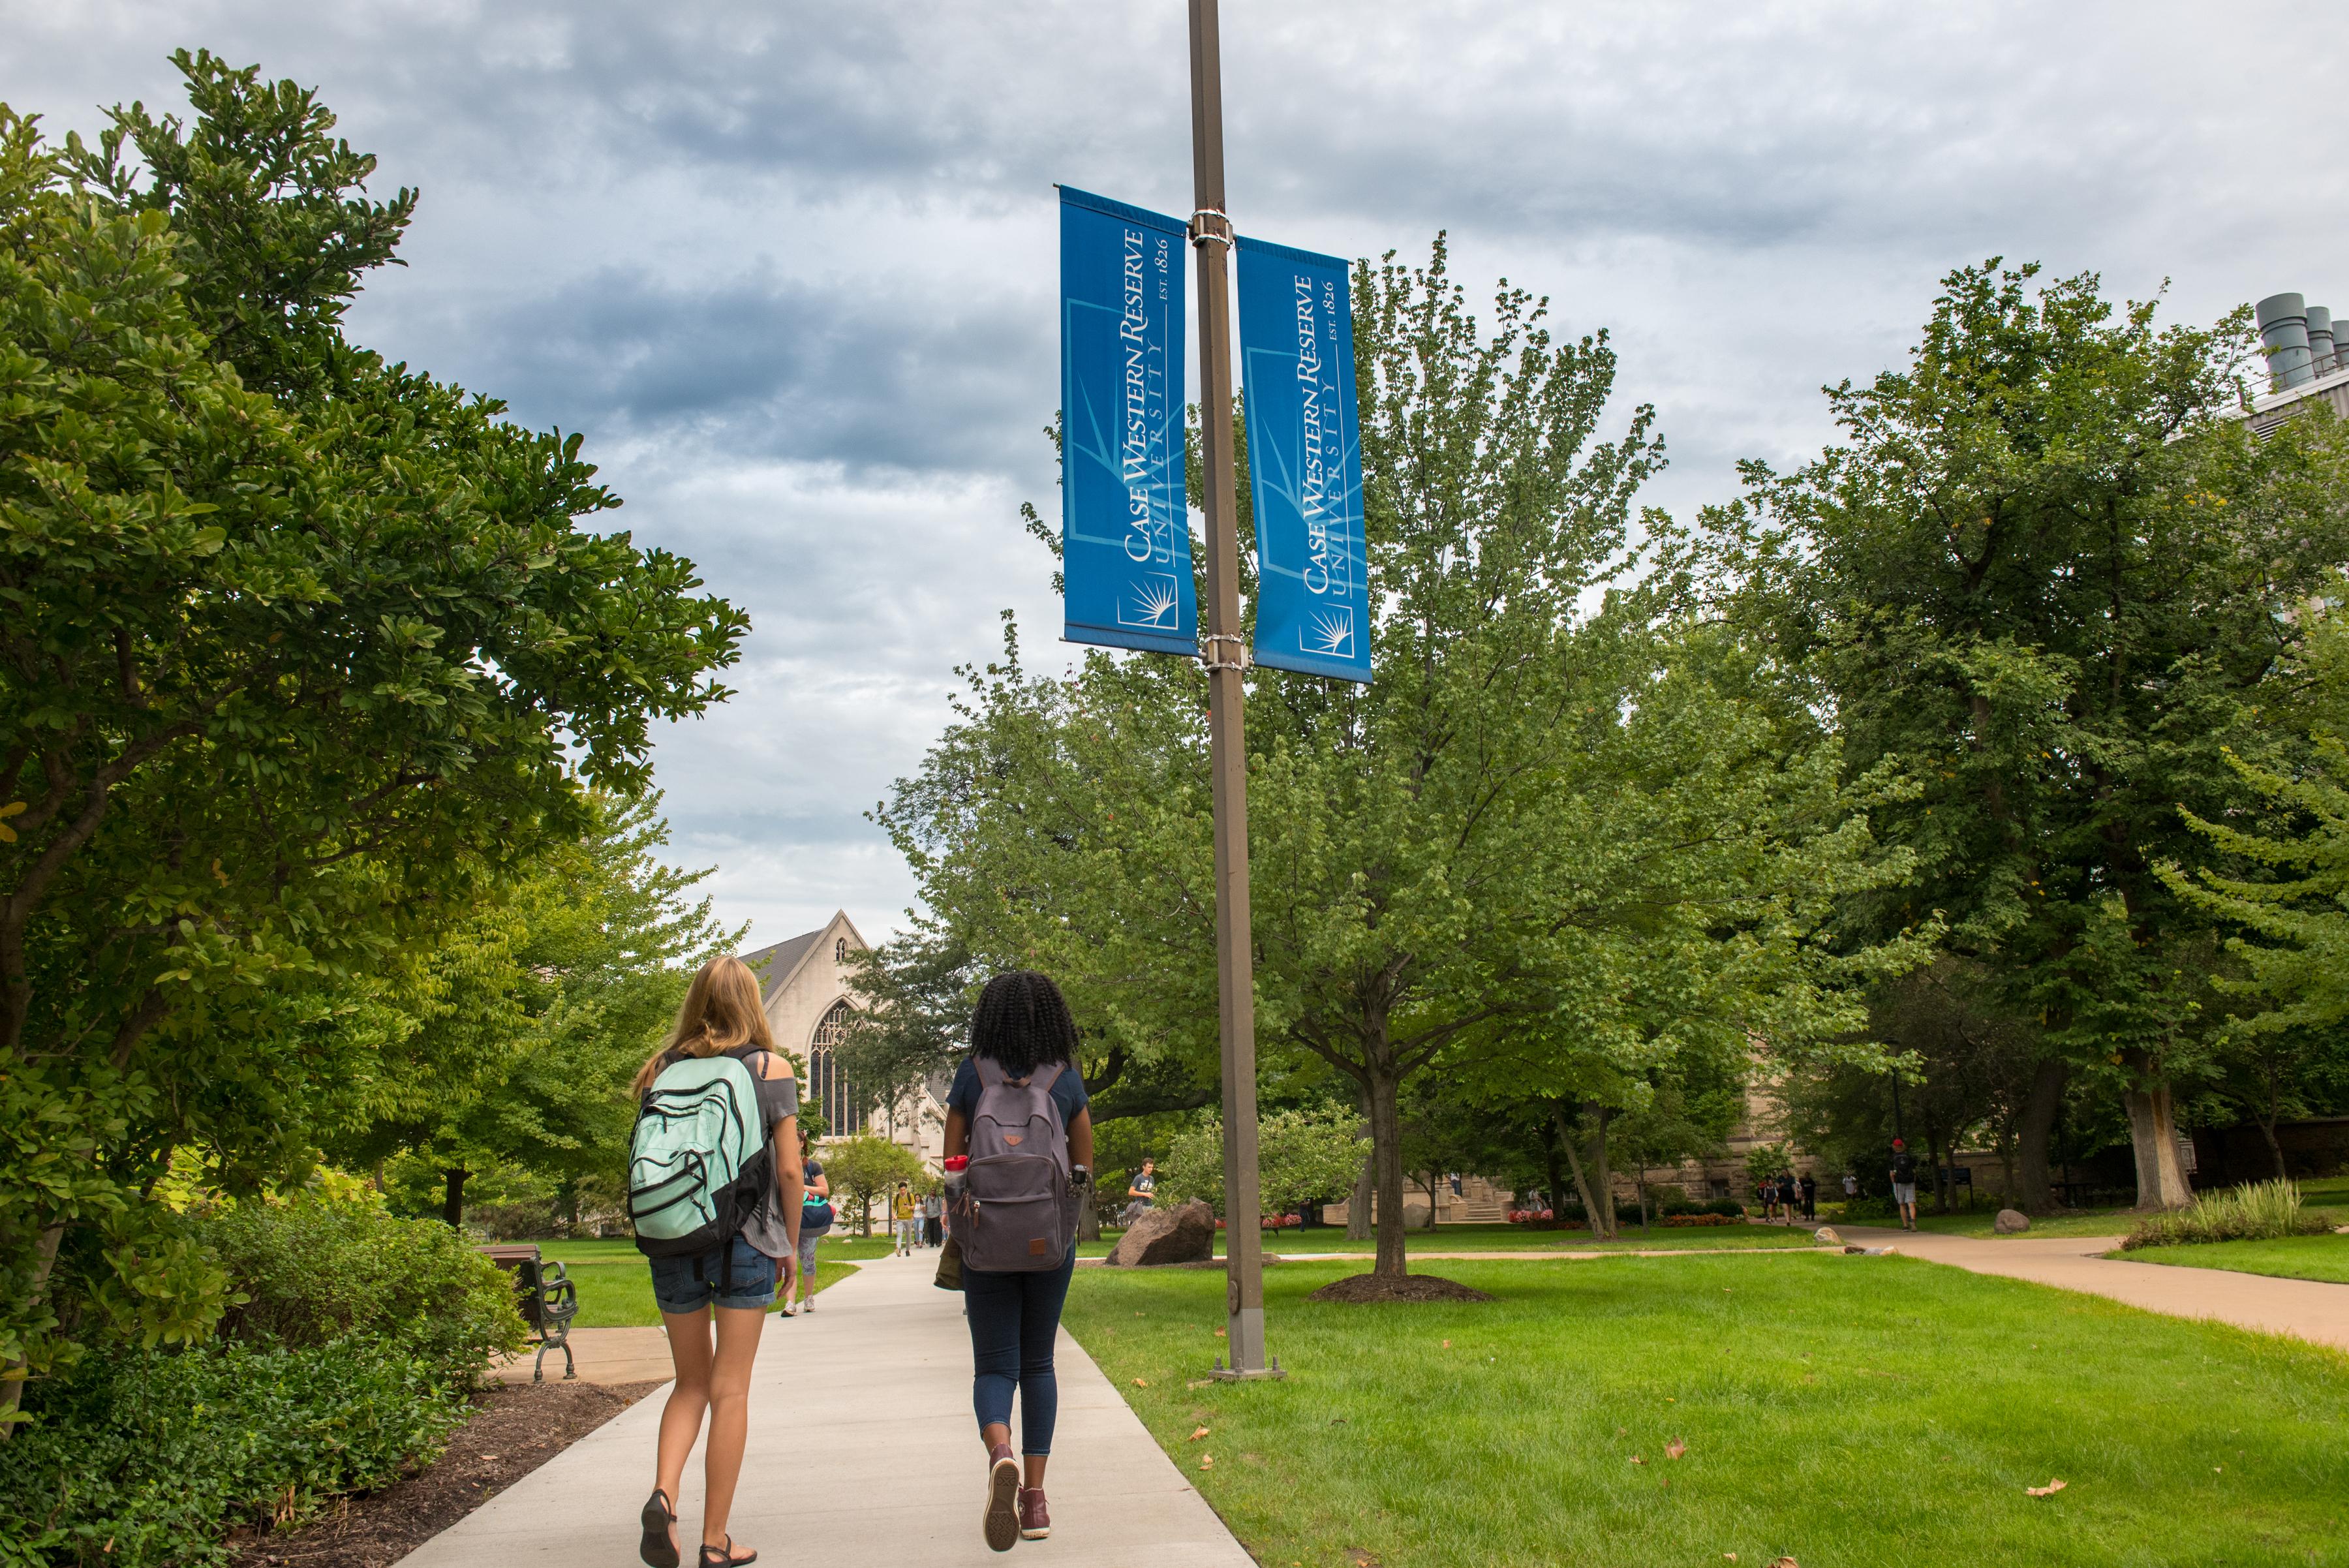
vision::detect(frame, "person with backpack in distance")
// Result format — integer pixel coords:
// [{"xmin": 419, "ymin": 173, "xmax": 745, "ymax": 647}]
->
[
  {"xmin": 626, "ymin": 956, "xmax": 805, "ymax": 1568},
  {"xmin": 893, "ymin": 1180, "xmax": 919, "ymax": 1254},
  {"xmin": 1889, "ymin": 1138, "xmax": 1921, "ymax": 1231},
  {"xmin": 942, "ymin": 971, "xmax": 1093, "ymax": 1552},
  {"xmin": 784, "ymin": 1126, "xmax": 831, "ymax": 1315}
]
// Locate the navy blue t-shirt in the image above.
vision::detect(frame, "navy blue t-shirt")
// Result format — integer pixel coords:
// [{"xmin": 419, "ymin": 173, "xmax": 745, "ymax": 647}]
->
[{"xmin": 945, "ymin": 1055, "xmax": 1089, "ymax": 1126}]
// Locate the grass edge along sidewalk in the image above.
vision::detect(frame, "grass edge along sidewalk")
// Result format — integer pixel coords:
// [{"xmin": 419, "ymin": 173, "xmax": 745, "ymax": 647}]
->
[
  {"xmin": 1062, "ymin": 1253, "xmax": 2349, "ymax": 1568},
  {"xmin": 2107, "ymin": 1231, "xmax": 2349, "ymax": 1286},
  {"xmin": 536, "ymin": 1235, "xmax": 889, "ymax": 1328}
]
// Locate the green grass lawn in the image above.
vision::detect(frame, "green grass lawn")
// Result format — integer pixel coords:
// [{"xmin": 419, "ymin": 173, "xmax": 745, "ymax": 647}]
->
[
  {"xmin": 534, "ymin": 1235, "xmax": 885, "ymax": 1327},
  {"xmin": 1061, "ymin": 1254, "xmax": 2349, "ymax": 1567},
  {"xmin": 2110, "ymin": 1232, "xmax": 2349, "ymax": 1285},
  {"xmin": 1883, "ymin": 1208, "xmax": 2138, "ymax": 1238},
  {"xmin": 1075, "ymin": 1222, "xmax": 1824, "ymax": 1258}
]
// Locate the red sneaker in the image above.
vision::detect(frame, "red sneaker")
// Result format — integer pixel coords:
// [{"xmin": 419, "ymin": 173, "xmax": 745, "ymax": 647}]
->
[
  {"xmin": 982, "ymin": 1443, "xmax": 1021, "ymax": 1552},
  {"xmin": 1019, "ymin": 1486, "xmax": 1051, "ymax": 1541}
]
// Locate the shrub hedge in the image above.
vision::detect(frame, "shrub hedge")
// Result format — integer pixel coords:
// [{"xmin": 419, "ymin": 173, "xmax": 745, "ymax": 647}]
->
[
  {"xmin": 0, "ymin": 1196, "xmax": 525, "ymax": 1568},
  {"xmin": 2119, "ymin": 1180, "xmax": 2333, "ymax": 1251}
]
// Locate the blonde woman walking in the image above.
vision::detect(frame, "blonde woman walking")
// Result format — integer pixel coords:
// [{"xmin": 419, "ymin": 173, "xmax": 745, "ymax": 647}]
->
[{"xmin": 627, "ymin": 957, "xmax": 804, "ymax": 1568}]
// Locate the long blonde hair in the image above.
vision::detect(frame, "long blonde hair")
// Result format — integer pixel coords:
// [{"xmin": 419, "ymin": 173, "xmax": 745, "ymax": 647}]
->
[{"xmin": 632, "ymin": 955, "xmax": 777, "ymax": 1095}]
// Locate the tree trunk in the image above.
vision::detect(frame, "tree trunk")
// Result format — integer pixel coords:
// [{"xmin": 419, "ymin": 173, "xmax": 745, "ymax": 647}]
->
[
  {"xmin": 2016, "ymin": 1057, "xmax": 2069, "ymax": 1212},
  {"xmin": 1347, "ymin": 1096, "xmax": 1374, "ymax": 1240},
  {"xmin": 1554, "ymin": 1105, "xmax": 1603, "ymax": 1238},
  {"xmin": 2121, "ymin": 1054, "xmax": 2192, "ymax": 1209},
  {"xmin": 1366, "ymin": 1064, "xmax": 1409, "ymax": 1279},
  {"xmin": 2258, "ymin": 1116, "xmax": 2288, "ymax": 1182},
  {"xmin": 1588, "ymin": 1105, "xmax": 1616, "ymax": 1241},
  {"xmin": 0, "ymin": 1222, "xmax": 65, "ymax": 1439},
  {"xmin": 1078, "ymin": 1191, "xmax": 1102, "ymax": 1242},
  {"xmin": 1927, "ymin": 1130, "xmax": 1950, "ymax": 1214},
  {"xmin": 1420, "ymin": 1173, "xmax": 1440, "ymax": 1229},
  {"xmin": 442, "ymin": 1167, "xmax": 469, "ymax": 1229},
  {"xmin": 2258, "ymin": 1068, "xmax": 2288, "ymax": 1182},
  {"xmin": 1541, "ymin": 1122, "xmax": 1567, "ymax": 1227}
]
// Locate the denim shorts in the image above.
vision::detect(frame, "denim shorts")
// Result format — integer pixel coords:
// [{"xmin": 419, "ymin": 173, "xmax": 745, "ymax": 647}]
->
[{"xmin": 649, "ymin": 1236, "xmax": 778, "ymax": 1314}]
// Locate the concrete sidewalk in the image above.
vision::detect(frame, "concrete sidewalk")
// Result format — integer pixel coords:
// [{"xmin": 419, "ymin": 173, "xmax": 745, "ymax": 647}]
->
[
  {"xmin": 1841, "ymin": 1225, "xmax": 2349, "ymax": 1352},
  {"xmin": 396, "ymin": 1248, "xmax": 1251, "ymax": 1568}
]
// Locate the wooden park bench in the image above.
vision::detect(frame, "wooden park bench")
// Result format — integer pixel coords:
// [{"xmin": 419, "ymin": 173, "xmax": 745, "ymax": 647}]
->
[{"xmin": 476, "ymin": 1243, "xmax": 579, "ymax": 1381}]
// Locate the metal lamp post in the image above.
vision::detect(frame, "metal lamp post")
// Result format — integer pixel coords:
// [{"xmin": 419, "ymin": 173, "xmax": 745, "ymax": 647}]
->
[{"xmin": 1186, "ymin": 0, "xmax": 1276, "ymax": 1382}]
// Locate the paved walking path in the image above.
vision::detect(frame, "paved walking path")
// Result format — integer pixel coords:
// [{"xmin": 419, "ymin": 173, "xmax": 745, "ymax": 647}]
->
[
  {"xmin": 1840, "ymin": 1225, "xmax": 2349, "ymax": 1352},
  {"xmin": 399, "ymin": 1250, "xmax": 1253, "ymax": 1568}
]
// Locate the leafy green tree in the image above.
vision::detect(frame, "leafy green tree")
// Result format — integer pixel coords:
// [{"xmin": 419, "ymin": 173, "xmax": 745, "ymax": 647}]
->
[
  {"xmin": 335, "ymin": 793, "xmax": 735, "ymax": 1227},
  {"xmin": 879, "ymin": 241, "xmax": 1920, "ymax": 1282},
  {"xmin": 1782, "ymin": 958, "xmax": 2045, "ymax": 1207},
  {"xmin": 0, "ymin": 59, "xmax": 743, "ymax": 1417},
  {"xmin": 1710, "ymin": 260, "xmax": 2349, "ymax": 1208},
  {"xmin": 1158, "ymin": 1105, "xmax": 1364, "ymax": 1219},
  {"xmin": 821, "ymin": 1135, "xmax": 926, "ymax": 1237}
]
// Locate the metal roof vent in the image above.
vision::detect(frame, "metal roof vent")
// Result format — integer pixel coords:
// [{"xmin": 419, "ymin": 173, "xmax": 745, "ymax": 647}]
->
[
  {"xmin": 2310, "ymin": 305, "xmax": 2337, "ymax": 376},
  {"xmin": 2258, "ymin": 292, "xmax": 2315, "ymax": 390}
]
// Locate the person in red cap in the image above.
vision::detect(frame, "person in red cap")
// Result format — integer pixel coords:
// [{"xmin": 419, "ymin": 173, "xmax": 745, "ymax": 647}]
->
[{"xmin": 1888, "ymin": 1138, "xmax": 1920, "ymax": 1231}]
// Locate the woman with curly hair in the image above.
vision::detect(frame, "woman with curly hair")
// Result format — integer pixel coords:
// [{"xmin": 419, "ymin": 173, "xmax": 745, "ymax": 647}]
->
[{"xmin": 942, "ymin": 970, "xmax": 1094, "ymax": 1550}]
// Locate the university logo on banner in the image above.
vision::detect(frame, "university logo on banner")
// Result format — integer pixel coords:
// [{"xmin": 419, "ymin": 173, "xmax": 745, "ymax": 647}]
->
[
  {"xmin": 1235, "ymin": 236, "xmax": 1371, "ymax": 683},
  {"xmin": 1058, "ymin": 187, "xmax": 1197, "ymax": 655}
]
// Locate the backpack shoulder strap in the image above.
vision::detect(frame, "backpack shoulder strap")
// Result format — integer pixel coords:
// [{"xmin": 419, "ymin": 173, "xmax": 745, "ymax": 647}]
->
[
  {"xmin": 1031, "ymin": 1062, "xmax": 1064, "ymax": 1093},
  {"xmin": 973, "ymin": 1055, "xmax": 1007, "ymax": 1090}
]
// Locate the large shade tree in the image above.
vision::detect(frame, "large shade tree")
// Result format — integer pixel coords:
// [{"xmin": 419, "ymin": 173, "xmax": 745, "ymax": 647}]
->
[
  {"xmin": 876, "ymin": 242, "xmax": 1922, "ymax": 1280},
  {"xmin": 1710, "ymin": 260, "xmax": 2349, "ymax": 1209},
  {"xmin": 333, "ymin": 793, "xmax": 736, "ymax": 1228},
  {"xmin": 0, "ymin": 57, "xmax": 743, "ymax": 1413}
]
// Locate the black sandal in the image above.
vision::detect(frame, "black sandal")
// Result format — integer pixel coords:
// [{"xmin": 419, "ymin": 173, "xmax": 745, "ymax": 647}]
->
[
  {"xmin": 640, "ymin": 1489, "xmax": 679, "ymax": 1568},
  {"xmin": 699, "ymin": 1539, "xmax": 758, "ymax": 1567}
]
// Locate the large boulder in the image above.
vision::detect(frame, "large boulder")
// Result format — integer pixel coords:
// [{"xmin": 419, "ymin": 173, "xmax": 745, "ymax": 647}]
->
[
  {"xmin": 1813, "ymin": 1226, "xmax": 1843, "ymax": 1246},
  {"xmin": 1106, "ymin": 1200, "xmax": 1216, "ymax": 1267},
  {"xmin": 1993, "ymin": 1208, "xmax": 2031, "ymax": 1235}
]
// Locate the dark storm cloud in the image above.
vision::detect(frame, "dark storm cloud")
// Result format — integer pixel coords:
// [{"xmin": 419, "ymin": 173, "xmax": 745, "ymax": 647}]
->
[{"xmin": 422, "ymin": 266, "xmax": 1049, "ymax": 474}]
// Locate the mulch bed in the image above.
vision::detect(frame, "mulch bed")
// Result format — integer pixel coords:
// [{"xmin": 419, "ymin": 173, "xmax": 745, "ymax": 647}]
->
[
  {"xmin": 233, "ymin": 1377, "xmax": 667, "ymax": 1568},
  {"xmin": 1306, "ymin": 1272, "xmax": 1496, "ymax": 1304}
]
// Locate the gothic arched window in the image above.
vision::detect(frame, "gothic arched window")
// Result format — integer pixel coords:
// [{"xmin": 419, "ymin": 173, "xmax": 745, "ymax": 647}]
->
[
  {"xmin": 835, "ymin": 937, "xmax": 848, "ymax": 962},
  {"xmin": 808, "ymin": 1000, "xmax": 858, "ymax": 1137}
]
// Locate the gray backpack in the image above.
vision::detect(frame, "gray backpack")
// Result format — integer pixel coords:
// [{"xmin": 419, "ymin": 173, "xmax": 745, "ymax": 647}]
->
[{"xmin": 955, "ymin": 1058, "xmax": 1076, "ymax": 1272}]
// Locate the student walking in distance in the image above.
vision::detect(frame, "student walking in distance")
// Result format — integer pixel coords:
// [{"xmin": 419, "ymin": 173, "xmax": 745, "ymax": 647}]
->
[
  {"xmin": 1843, "ymin": 1171, "xmax": 1860, "ymax": 1202},
  {"xmin": 1890, "ymin": 1139, "xmax": 1921, "ymax": 1231},
  {"xmin": 924, "ymin": 1187, "xmax": 945, "ymax": 1248},
  {"xmin": 1799, "ymin": 1171, "xmax": 1818, "ymax": 1223},
  {"xmin": 627, "ymin": 956, "xmax": 804, "ymax": 1568},
  {"xmin": 784, "ymin": 1128, "xmax": 831, "ymax": 1315},
  {"xmin": 893, "ymin": 1181, "xmax": 919, "ymax": 1255},
  {"xmin": 942, "ymin": 971, "xmax": 1094, "ymax": 1552}
]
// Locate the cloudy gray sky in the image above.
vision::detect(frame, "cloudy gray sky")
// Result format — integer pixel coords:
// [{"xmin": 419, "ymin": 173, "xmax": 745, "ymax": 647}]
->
[{"xmin": 10, "ymin": 2, "xmax": 2345, "ymax": 949}]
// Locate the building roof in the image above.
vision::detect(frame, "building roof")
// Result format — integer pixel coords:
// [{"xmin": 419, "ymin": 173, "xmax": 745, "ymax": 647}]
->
[
  {"xmin": 740, "ymin": 928, "xmax": 825, "ymax": 992},
  {"xmin": 737, "ymin": 910, "xmax": 868, "ymax": 1002}
]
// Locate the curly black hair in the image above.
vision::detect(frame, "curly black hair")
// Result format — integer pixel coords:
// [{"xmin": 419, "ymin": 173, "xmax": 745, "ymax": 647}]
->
[{"xmin": 969, "ymin": 970, "xmax": 1080, "ymax": 1077}]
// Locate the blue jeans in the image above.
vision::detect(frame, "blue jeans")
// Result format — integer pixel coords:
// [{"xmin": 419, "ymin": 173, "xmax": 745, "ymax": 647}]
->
[
  {"xmin": 963, "ymin": 1249, "xmax": 1076, "ymax": 1454},
  {"xmin": 649, "ymin": 1235, "xmax": 778, "ymax": 1314}
]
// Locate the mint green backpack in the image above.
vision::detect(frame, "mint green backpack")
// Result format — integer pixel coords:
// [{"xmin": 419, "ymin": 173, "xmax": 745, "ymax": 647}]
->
[{"xmin": 628, "ymin": 1051, "xmax": 773, "ymax": 1268}]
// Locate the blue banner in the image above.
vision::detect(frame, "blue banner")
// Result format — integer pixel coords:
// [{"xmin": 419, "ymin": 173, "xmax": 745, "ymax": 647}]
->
[
  {"xmin": 1058, "ymin": 187, "xmax": 1196, "ymax": 655},
  {"xmin": 1236, "ymin": 236, "xmax": 1370, "ymax": 683}
]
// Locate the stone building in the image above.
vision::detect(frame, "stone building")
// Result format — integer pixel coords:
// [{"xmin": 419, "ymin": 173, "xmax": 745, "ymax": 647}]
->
[{"xmin": 740, "ymin": 912, "xmax": 948, "ymax": 1173}]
